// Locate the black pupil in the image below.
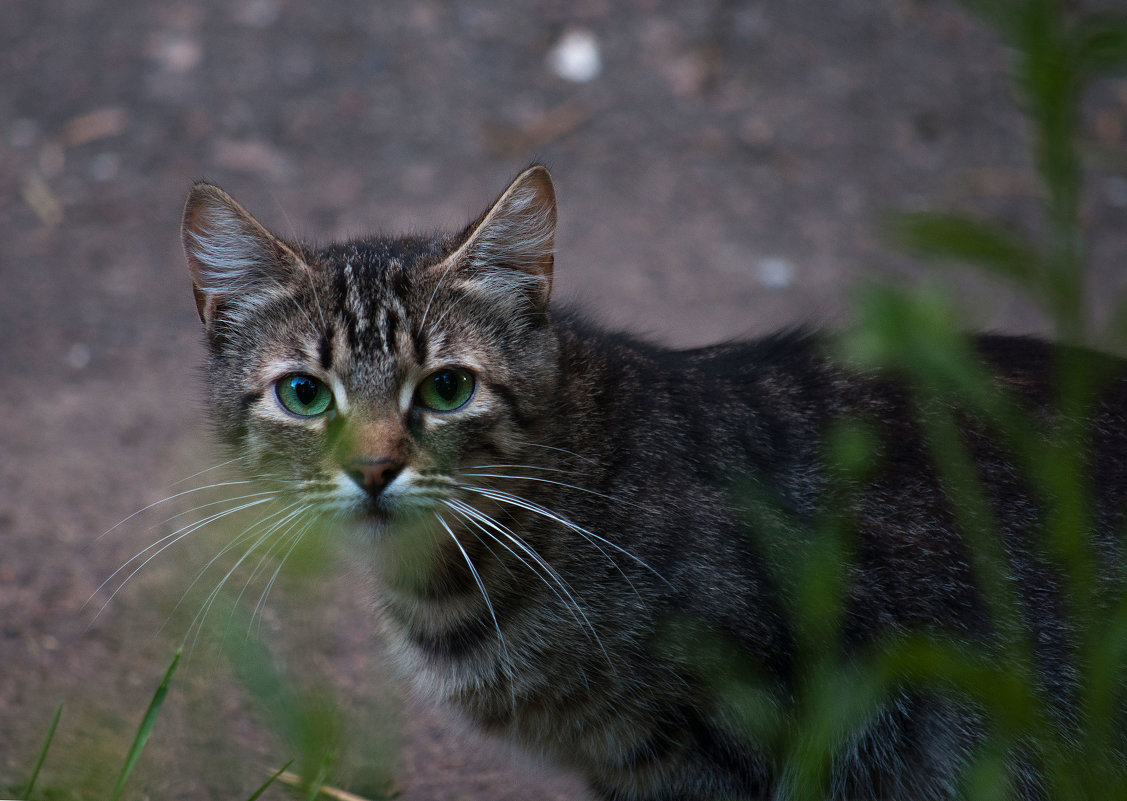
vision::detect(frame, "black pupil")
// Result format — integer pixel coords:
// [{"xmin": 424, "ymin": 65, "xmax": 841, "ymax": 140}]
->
[
  {"xmin": 433, "ymin": 371, "xmax": 458, "ymax": 401},
  {"xmin": 293, "ymin": 377, "xmax": 319, "ymax": 405}
]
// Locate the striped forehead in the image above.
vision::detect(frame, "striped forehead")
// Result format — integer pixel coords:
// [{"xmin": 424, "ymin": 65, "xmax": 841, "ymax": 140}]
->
[
  {"xmin": 315, "ymin": 249, "xmax": 425, "ymax": 400},
  {"xmin": 331, "ymin": 254, "xmax": 411, "ymax": 354}
]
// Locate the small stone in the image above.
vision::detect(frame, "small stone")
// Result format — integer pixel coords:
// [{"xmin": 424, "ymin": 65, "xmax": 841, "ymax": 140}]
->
[
  {"xmin": 756, "ymin": 256, "xmax": 794, "ymax": 289},
  {"xmin": 21, "ymin": 174, "xmax": 63, "ymax": 227},
  {"xmin": 548, "ymin": 29, "xmax": 602, "ymax": 83},
  {"xmin": 67, "ymin": 343, "xmax": 92, "ymax": 369},
  {"xmin": 89, "ymin": 152, "xmax": 121, "ymax": 183},
  {"xmin": 147, "ymin": 32, "xmax": 203, "ymax": 73},
  {"xmin": 63, "ymin": 107, "xmax": 127, "ymax": 147}
]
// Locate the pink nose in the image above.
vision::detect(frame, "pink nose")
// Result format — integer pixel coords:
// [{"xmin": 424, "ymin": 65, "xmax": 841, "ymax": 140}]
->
[{"xmin": 346, "ymin": 458, "xmax": 403, "ymax": 496}]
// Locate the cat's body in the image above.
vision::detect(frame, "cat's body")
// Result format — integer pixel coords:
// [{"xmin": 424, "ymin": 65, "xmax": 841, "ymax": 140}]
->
[{"xmin": 181, "ymin": 167, "xmax": 1127, "ymax": 800}]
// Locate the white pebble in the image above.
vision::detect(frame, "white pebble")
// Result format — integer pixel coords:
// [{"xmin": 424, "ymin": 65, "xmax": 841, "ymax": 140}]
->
[
  {"xmin": 148, "ymin": 32, "xmax": 202, "ymax": 73},
  {"xmin": 89, "ymin": 152, "xmax": 120, "ymax": 182},
  {"xmin": 548, "ymin": 29, "xmax": 602, "ymax": 83},
  {"xmin": 756, "ymin": 256, "xmax": 794, "ymax": 289},
  {"xmin": 67, "ymin": 343, "xmax": 92, "ymax": 370}
]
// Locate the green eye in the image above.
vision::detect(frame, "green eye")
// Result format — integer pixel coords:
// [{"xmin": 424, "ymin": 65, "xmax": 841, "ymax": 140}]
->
[
  {"xmin": 276, "ymin": 374, "xmax": 334, "ymax": 416},
  {"xmin": 417, "ymin": 368, "xmax": 475, "ymax": 412}
]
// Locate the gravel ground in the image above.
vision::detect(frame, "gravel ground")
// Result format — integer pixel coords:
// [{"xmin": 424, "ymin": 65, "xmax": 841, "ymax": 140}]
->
[{"xmin": 2, "ymin": 1, "xmax": 1125, "ymax": 799}]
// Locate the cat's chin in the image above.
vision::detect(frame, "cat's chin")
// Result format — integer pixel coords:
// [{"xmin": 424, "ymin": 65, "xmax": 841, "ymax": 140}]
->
[
  {"xmin": 339, "ymin": 513, "xmax": 393, "ymax": 547},
  {"xmin": 347, "ymin": 502, "xmax": 437, "ymax": 543},
  {"xmin": 350, "ymin": 502, "xmax": 399, "ymax": 531}
]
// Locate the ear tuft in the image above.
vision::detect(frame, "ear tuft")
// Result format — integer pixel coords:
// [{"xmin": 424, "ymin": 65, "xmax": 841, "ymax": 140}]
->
[
  {"xmin": 442, "ymin": 165, "xmax": 557, "ymax": 308},
  {"xmin": 181, "ymin": 183, "xmax": 301, "ymax": 329}
]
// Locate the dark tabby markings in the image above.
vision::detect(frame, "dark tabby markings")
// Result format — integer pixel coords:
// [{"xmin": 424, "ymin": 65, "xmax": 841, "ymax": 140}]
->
[
  {"xmin": 489, "ymin": 382, "xmax": 529, "ymax": 427},
  {"xmin": 383, "ymin": 308, "xmax": 399, "ymax": 356},
  {"xmin": 238, "ymin": 390, "xmax": 262, "ymax": 412},
  {"xmin": 332, "ymin": 268, "xmax": 361, "ymax": 351},
  {"xmin": 410, "ymin": 613, "xmax": 497, "ymax": 660},
  {"xmin": 318, "ymin": 324, "xmax": 334, "ymax": 370},
  {"xmin": 410, "ymin": 326, "xmax": 428, "ymax": 365}
]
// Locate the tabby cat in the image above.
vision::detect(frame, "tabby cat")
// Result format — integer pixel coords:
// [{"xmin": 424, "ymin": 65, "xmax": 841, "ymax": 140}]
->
[{"xmin": 181, "ymin": 166, "xmax": 1127, "ymax": 800}]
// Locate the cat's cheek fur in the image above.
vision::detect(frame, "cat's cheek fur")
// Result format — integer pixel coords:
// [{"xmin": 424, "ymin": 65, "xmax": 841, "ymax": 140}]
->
[{"xmin": 248, "ymin": 418, "xmax": 329, "ymax": 480}]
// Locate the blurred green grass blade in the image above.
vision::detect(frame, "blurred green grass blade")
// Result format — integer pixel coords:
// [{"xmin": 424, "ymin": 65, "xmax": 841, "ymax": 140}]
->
[
  {"xmin": 225, "ymin": 632, "xmax": 344, "ymax": 793},
  {"xmin": 884, "ymin": 212, "xmax": 1043, "ymax": 294},
  {"xmin": 244, "ymin": 759, "xmax": 294, "ymax": 801},
  {"xmin": 1103, "ymin": 293, "xmax": 1127, "ymax": 348},
  {"xmin": 840, "ymin": 284, "xmax": 985, "ymax": 400},
  {"xmin": 1075, "ymin": 16, "xmax": 1127, "ymax": 76},
  {"xmin": 879, "ymin": 635, "xmax": 1036, "ymax": 733},
  {"xmin": 1084, "ymin": 589, "xmax": 1127, "ymax": 740},
  {"xmin": 109, "ymin": 648, "xmax": 182, "ymax": 801},
  {"xmin": 305, "ymin": 758, "xmax": 329, "ymax": 801},
  {"xmin": 21, "ymin": 702, "xmax": 62, "ymax": 800},
  {"xmin": 961, "ymin": 743, "xmax": 1012, "ymax": 801}
]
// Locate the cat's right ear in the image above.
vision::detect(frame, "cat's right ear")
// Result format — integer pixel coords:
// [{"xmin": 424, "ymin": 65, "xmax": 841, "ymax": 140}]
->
[
  {"xmin": 437, "ymin": 165, "xmax": 557, "ymax": 312},
  {"xmin": 181, "ymin": 183, "xmax": 303, "ymax": 331}
]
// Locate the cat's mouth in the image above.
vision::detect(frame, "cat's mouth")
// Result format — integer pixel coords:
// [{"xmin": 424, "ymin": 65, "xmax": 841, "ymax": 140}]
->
[
  {"xmin": 329, "ymin": 467, "xmax": 452, "ymax": 535},
  {"xmin": 352, "ymin": 493, "xmax": 400, "ymax": 524},
  {"xmin": 350, "ymin": 491, "xmax": 443, "ymax": 533}
]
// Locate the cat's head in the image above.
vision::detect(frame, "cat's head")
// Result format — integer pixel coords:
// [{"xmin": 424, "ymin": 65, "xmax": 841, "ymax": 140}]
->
[{"xmin": 181, "ymin": 167, "xmax": 559, "ymax": 533}]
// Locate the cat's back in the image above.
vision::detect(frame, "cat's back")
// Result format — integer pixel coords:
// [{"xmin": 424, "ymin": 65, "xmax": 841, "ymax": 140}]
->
[
  {"xmin": 553, "ymin": 319, "xmax": 895, "ymax": 538},
  {"xmin": 566, "ymin": 321, "xmax": 1127, "ymax": 501},
  {"xmin": 552, "ymin": 318, "xmax": 1127, "ymax": 633}
]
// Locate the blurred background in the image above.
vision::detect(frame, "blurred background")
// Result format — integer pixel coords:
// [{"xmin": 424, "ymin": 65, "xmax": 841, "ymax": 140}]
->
[{"xmin": 1, "ymin": 1, "xmax": 1125, "ymax": 799}]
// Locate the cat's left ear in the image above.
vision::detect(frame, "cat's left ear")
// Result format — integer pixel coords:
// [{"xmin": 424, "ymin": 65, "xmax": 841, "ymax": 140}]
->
[
  {"xmin": 181, "ymin": 183, "xmax": 306, "ymax": 331},
  {"xmin": 440, "ymin": 165, "xmax": 557, "ymax": 309}
]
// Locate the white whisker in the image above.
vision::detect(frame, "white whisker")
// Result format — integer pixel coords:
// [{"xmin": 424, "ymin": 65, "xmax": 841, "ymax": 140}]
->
[
  {"xmin": 169, "ymin": 455, "xmax": 253, "ymax": 487},
  {"xmin": 448, "ymin": 500, "xmax": 573, "ymax": 607},
  {"xmin": 419, "ymin": 258, "xmax": 456, "ymax": 333},
  {"xmin": 446, "ymin": 499, "xmax": 613, "ymax": 669},
  {"xmin": 87, "ymin": 495, "xmax": 278, "ymax": 623},
  {"xmin": 460, "ymin": 471, "xmax": 651, "ymax": 513},
  {"xmin": 434, "ymin": 513, "xmax": 517, "ymax": 711},
  {"xmin": 161, "ymin": 498, "xmax": 308, "ymax": 635},
  {"xmin": 96, "ymin": 480, "xmax": 272, "ymax": 542},
  {"xmin": 231, "ymin": 509, "xmax": 314, "ymax": 632},
  {"xmin": 518, "ymin": 441, "xmax": 601, "ymax": 466},
  {"xmin": 249, "ymin": 513, "xmax": 321, "ymax": 638},
  {"xmin": 186, "ymin": 501, "xmax": 313, "ymax": 651},
  {"xmin": 463, "ymin": 463, "xmax": 574, "ymax": 474},
  {"xmin": 458, "ymin": 484, "xmax": 668, "ymax": 588},
  {"xmin": 157, "ymin": 490, "xmax": 284, "ymax": 526}
]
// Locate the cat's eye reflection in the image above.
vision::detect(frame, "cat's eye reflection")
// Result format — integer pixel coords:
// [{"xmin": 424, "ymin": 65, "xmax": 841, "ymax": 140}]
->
[
  {"xmin": 416, "ymin": 368, "xmax": 475, "ymax": 412},
  {"xmin": 275, "ymin": 373, "xmax": 334, "ymax": 417}
]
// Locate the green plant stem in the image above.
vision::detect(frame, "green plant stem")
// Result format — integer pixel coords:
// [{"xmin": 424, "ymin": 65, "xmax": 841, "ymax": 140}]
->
[
  {"xmin": 21, "ymin": 702, "xmax": 62, "ymax": 801},
  {"xmin": 109, "ymin": 648, "xmax": 181, "ymax": 801},
  {"xmin": 244, "ymin": 759, "xmax": 294, "ymax": 801}
]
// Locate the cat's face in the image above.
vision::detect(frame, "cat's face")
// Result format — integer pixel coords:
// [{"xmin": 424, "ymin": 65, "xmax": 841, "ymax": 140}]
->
[{"xmin": 182, "ymin": 168, "xmax": 559, "ymax": 537}]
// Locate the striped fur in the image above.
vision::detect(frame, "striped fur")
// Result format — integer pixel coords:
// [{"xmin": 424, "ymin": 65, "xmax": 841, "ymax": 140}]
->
[{"xmin": 182, "ymin": 167, "xmax": 1127, "ymax": 800}]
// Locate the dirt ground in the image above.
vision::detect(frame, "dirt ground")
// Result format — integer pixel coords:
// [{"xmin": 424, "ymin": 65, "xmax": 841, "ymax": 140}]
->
[{"xmin": 2, "ymin": 1, "xmax": 1125, "ymax": 799}]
